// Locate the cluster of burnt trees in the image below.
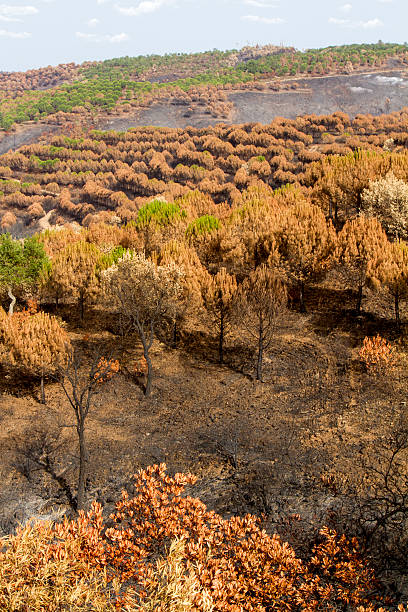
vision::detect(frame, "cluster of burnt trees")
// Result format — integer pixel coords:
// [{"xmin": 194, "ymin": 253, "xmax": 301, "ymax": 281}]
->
[
  {"xmin": 1, "ymin": 109, "xmax": 408, "ymax": 229},
  {"xmin": 2, "ymin": 117, "xmax": 408, "ymax": 606},
  {"xmin": 1, "ymin": 178, "xmax": 408, "ymax": 388},
  {"xmin": 0, "ymin": 63, "xmax": 80, "ymax": 99},
  {"xmin": 2, "ymin": 177, "xmax": 408, "ymax": 606}
]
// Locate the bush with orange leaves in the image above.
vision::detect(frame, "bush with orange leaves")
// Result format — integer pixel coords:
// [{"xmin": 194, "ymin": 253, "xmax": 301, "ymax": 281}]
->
[
  {"xmin": 94, "ymin": 357, "xmax": 120, "ymax": 384},
  {"xmin": 2, "ymin": 463, "xmax": 394, "ymax": 611},
  {"xmin": 359, "ymin": 335, "xmax": 396, "ymax": 375}
]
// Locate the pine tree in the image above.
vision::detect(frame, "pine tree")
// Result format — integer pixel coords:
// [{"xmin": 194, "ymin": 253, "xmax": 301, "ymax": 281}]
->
[
  {"xmin": 0, "ymin": 234, "xmax": 49, "ymax": 315},
  {"xmin": 336, "ymin": 216, "xmax": 390, "ymax": 314},
  {"xmin": 202, "ymin": 267, "xmax": 238, "ymax": 364},
  {"xmin": 275, "ymin": 201, "xmax": 336, "ymax": 312},
  {"xmin": 0, "ymin": 308, "xmax": 70, "ymax": 404},
  {"xmin": 44, "ymin": 241, "xmax": 101, "ymax": 320},
  {"xmin": 159, "ymin": 240, "xmax": 206, "ymax": 345},
  {"xmin": 377, "ymin": 239, "xmax": 408, "ymax": 330},
  {"xmin": 238, "ymin": 265, "xmax": 287, "ymax": 381}
]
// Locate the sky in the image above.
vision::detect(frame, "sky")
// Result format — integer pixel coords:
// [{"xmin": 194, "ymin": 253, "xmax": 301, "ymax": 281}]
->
[{"xmin": 0, "ymin": 0, "xmax": 406, "ymax": 72}]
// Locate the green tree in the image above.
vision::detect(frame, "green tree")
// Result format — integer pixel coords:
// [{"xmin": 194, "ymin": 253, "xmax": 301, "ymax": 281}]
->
[{"xmin": 0, "ymin": 234, "xmax": 49, "ymax": 315}]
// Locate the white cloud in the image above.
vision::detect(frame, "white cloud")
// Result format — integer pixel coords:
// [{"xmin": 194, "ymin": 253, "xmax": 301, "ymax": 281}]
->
[
  {"xmin": 329, "ymin": 16, "xmax": 383, "ymax": 29},
  {"xmin": 377, "ymin": 0, "xmax": 391, "ymax": 3},
  {"xmin": 339, "ymin": 3, "xmax": 352, "ymax": 12},
  {"xmin": 0, "ymin": 4, "xmax": 38, "ymax": 17},
  {"xmin": 0, "ymin": 15, "xmax": 21, "ymax": 22},
  {"xmin": 329, "ymin": 17, "xmax": 349, "ymax": 24},
  {"xmin": 76, "ymin": 30, "xmax": 129, "ymax": 43},
  {"xmin": 87, "ymin": 17, "xmax": 100, "ymax": 27},
  {"xmin": 241, "ymin": 14, "xmax": 284, "ymax": 24},
  {"xmin": 0, "ymin": 28, "xmax": 31, "ymax": 38},
  {"xmin": 361, "ymin": 17, "xmax": 383, "ymax": 28},
  {"xmin": 242, "ymin": 0, "xmax": 279, "ymax": 7},
  {"xmin": 108, "ymin": 32, "xmax": 128, "ymax": 42},
  {"xmin": 114, "ymin": 0, "xmax": 174, "ymax": 16}
]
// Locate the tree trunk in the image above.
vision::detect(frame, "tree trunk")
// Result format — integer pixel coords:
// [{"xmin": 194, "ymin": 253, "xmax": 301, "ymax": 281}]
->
[
  {"xmin": 55, "ymin": 294, "xmax": 59, "ymax": 310},
  {"xmin": 76, "ymin": 422, "xmax": 88, "ymax": 511},
  {"xmin": 172, "ymin": 318, "xmax": 178, "ymax": 347},
  {"xmin": 219, "ymin": 311, "xmax": 225, "ymax": 364},
  {"xmin": 40, "ymin": 372, "xmax": 46, "ymax": 405},
  {"xmin": 356, "ymin": 190, "xmax": 362, "ymax": 214},
  {"xmin": 299, "ymin": 282, "xmax": 306, "ymax": 313},
  {"xmin": 79, "ymin": 292, "xmax": 85, "ymax": 322},
  {"xmin": 144, "ymin": 348, "xmax": 153, "ymax": 397},
  {"xmin": 395, "ymin": 291, "xmax": 401, "ymax": 332},
  {"xmin": 329, "ymin": 200, "xmax": 333, "ymax": 221},
  {"xmin": 7, "ymin": 286, "xmax": 16, "ymax": 316},
  {"xmin": 356, "ymin": 284, "xmax": 363, "ymax": 314},
  {"xmin": 256, "ymin": 317, "xmax": 264, "ymax": 382}
]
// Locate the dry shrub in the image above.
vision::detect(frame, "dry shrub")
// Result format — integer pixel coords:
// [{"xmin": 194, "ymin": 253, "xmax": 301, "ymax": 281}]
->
[
  {"xmin": 359, "ymin": 335, "xmax": 396, "ymax": 375},
  {"xmin": 94, "ymin": 358, "xmax": 120, "ymax": 384},
  {"xmin": 0, "ymin": 464, "xmax": 391, "ymax": 611},
  {"xmin": 0, "ymin": 521, "xmax": 120, "ymax": 611},
  {"xmin": 0, "ymin": 211, "xmax": 17, "ymax": 229},
  {"xmin": 142, "ymin": 539, "xmax": 214, "ymax": 612}
]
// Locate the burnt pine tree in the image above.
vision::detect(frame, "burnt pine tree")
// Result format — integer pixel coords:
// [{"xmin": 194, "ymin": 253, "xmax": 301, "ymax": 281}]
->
[
  {"xmin": 275, "ymin": 201, "xmax": 336, "ymax": 313},
  {"xmin": 238, "ymin": 265, "xmax": 287, "ymax": 381},
  {"xmin": 45, "ymin": 241, "xmax": 101, "ymax": 321},
  {"xmin": 202, "ymin": 267, "xmax": 238, "ymax": 364},
  {"xmin": 336, "ymin": 216, "xmax": 389, "ymax": 314},
  {"xmin": 57, "ymin": 349, "xmax": 119, "ymax": 511},
  {"xmin": 0, "ymin": 308, "xmax": 70, "ymax": 404},
  {"xmin": 377, "ymin": 239, "xmax": 408, "ymax": 331}
]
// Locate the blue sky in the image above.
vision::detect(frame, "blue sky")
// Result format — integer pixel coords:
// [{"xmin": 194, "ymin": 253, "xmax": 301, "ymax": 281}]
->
[{"xmin": 0, "ymin": 0, "xmax": 405, "ymax": 72}]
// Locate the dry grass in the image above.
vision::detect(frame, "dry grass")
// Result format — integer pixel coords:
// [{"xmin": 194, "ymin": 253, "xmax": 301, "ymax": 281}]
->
[
  {"xmin": 141, "ymin": 539, "xmax": 214, "ymax": 612},
  {"xmin": 0, "ymin": 524, "xmax": 214, "ymax": 612},
  {"xmin": 0, "ymin": 521, "xmax": 121, "ymax": 611}
]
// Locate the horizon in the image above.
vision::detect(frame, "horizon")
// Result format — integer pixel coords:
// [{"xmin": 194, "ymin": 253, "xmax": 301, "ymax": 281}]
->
[
  {"xmin": 0, "ymin": 0, "xmax": 405, "ymax": 72},
  {"xmin": 1, "ymin": 40, "xmax": 405, "ymax": 74}
]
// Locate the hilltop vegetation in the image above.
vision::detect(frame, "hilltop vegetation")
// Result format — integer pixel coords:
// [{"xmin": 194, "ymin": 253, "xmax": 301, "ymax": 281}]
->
[{"xmin": 0, "ymin": 42, "xmax": 407, "ymax": 131}]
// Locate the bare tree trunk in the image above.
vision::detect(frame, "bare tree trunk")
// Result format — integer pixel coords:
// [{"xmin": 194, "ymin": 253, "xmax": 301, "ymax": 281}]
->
[
  {"xmin": 356, "ymin": 284, "xmax": 363, "ymax": 315},
  {"xmin": 76, "ymin": 422, "xmax": 88, "ymax": 511},
  {"xmin": 219, "ymin": 310, "xmax": 225, "ymax": 364},
  {"xmin": 172, "ymin": 318, "xmax": 178, "ymax": 347},
  {"xmin": 256, "ymin": 316, "xmax": 264, "ymax": 382},
  {"xmin": 395, "ymin": 291, "xmax": 401, "ymax": 332},
  {"xmin": 79, "ymin": 292, "xmax": 85, "ymax": 322},
  {"xmin": 144, "ymin": 349, "xmax": 153, "ymax": 397},
  {"xmin": 299, "ymin": 282, "xmax": 306, "ymax": 313},
  {"xmin": 40, "ymin": 372, "xmax": 46, "ymax": 405},
  {"xmin": 7, "ymin": 286, "xmax": 16, "ymax": 316}
]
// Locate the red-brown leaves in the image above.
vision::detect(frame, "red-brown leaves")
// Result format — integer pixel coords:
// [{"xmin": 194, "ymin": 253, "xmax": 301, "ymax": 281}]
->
[{"xmin": 0, "ymin": 463, "xmax": 386, "ymax": 610}]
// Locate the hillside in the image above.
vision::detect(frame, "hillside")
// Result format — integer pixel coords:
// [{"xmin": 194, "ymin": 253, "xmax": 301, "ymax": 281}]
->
[
  {"xmin": 1, "ymin": 107, "xmax": 408, "ymax": 233},
  {"xmin": 2, "ymin": 43, "xmax": 408, "ymax": 611},
  {"xmin": 0, "ymin": 42, "xmax": 407, "ymax": 137}
]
